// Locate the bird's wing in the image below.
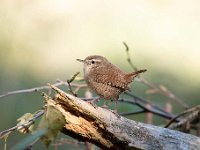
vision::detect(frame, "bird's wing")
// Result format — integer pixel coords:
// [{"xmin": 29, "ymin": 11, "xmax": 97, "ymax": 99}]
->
[{"xmin": 93, "ymin": 66, "xmax": 129, "ymax": 91}]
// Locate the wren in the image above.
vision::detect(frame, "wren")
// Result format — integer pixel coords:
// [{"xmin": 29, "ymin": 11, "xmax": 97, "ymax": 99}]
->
[{"xmin": 77, "ymin": 55, "xmax": 146, "ymax": 106}]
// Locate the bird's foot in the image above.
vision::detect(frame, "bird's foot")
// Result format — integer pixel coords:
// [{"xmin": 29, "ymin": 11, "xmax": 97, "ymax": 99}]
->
[
  {"xmin": 88, "ymin": 101, "xmax": 97, "ymax": 108},
  {"xmin": 110, "ymin": 109, "xmax": 120, "ymax": 118},
  {"xmin": 87, "ymin": 97, "xmax": 100, "ymax": 108}
]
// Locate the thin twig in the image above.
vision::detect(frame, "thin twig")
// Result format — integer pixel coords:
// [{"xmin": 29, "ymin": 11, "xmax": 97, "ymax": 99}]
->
[
  {"xmin": 67, "ymin": 72, "xmax": 80, "ymax": 97},
  {"xmin": 169, "ymin": 111, "xmax": 199, "ymax": 129},
  {"xmin": 164, "ymin": 105, "xmax": 200, "ymax": 128},
  {"xmin": 118, "ymin": 98, "xmax": 176, "ymax": 120},
  {"xmin": 146, "ymin": 103, "xmax": 153, "ymax": 124},
  {"xmin": 123, "ymin": 42, "xmax": 137, "ymax": 70},
  {"xmin": 124, "ymin": 92, "xmax": 174, "ymax": 116},
  {"xmin": 0, "ymin": 80, "xmax": 87, "ymax": 99},
  {"xmin": 120, "ymin": 110, "xmax": 146, "ymax": 116}
]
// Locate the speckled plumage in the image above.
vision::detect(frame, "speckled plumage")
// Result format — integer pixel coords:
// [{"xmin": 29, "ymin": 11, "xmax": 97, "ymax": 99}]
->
[{"xmin": 78, "ymin": 55, "xmax": 146, "ymax": 100}]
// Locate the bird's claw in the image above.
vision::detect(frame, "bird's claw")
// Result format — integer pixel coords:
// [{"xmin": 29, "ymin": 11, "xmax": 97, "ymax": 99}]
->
[{"xmin": 110, "ymin": 109, "xmax": 120, "ymax": 118}]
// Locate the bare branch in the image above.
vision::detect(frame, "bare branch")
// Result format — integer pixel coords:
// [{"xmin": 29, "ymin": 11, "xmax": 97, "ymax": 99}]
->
[
  {"xmin": 165, "ymin": 105, "xmax": 200, "ymax": 128},
  {"xmin": 0, "ymin": 80, "xmax": 87, "ymax": 99},
  {"xmin": 119, "ymin": 97, "xmax": 176, "ymax": 120}
]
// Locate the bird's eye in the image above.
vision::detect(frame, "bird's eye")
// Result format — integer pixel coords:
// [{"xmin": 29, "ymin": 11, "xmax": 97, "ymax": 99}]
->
[{"xmin": 91, "ymin": 60, "xmax": 95, "ymax": 64}]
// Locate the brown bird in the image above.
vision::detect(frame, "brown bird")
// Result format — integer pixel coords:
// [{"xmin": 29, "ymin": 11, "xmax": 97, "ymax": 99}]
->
[{"xmin": 77, "ymin": 55, "xmax": 146, "ymax": 110}]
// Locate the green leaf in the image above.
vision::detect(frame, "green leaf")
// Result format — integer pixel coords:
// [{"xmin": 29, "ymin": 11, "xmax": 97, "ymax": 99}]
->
[{"xmin": 38, "ymin": 105, "xmax": 66, "ymax": 147}]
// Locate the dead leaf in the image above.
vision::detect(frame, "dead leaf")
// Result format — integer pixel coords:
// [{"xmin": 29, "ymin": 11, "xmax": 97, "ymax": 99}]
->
[
  {"xmin": 17, "ymin": 113, "xmax": 34, "ymax": 134},
  {"xmin": 38, "ymin": 105, "xmax": 66, "ymax": 147}
]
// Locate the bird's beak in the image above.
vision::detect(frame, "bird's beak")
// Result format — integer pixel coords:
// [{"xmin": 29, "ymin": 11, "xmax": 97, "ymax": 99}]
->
[{"xmin": 76, "ymin": 59, "xmax": 84, "ymax": 62}]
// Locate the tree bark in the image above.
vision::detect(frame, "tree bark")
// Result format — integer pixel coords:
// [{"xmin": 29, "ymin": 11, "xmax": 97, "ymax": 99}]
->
[{"xmin": 48, "ymin": 85, "xmax": 200, "ymax": 150}]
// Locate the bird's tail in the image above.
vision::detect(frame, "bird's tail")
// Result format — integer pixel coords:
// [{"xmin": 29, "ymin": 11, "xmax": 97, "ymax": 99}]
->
[
  {"xmin": 125, "ymin": 69, "xmax": 147, "ymax": 82},
  {"xmin": 129, "ymin": 69, "xmax": 147, "ymax": 76}
]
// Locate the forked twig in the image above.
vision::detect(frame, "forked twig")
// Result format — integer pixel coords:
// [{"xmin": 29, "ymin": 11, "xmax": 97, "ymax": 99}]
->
[
  {"xmin": 165, "ymin": 105, "xmax": 200, "ymax": 128},
  {"xmin": 67, "ymin": 72, "xmax": 80, "ymax": 97},
  {"xmin": 123, "ymin": 41, "xmax": 137, "ymax": 70}
]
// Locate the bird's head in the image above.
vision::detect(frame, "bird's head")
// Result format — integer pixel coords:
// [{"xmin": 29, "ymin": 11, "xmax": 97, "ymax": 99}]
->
[{"xmin": 77, "ymin": 55, "xmax": 108, "ymax": 74}]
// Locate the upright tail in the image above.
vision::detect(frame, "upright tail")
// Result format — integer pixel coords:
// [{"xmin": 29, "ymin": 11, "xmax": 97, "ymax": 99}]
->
[
  {"xmin": 129, "ymin": 69, "xmax": 147, "ymax": 76},
  {"xmin": 125, "ymin": 69, "xmax": 147, "ymax": 82}
]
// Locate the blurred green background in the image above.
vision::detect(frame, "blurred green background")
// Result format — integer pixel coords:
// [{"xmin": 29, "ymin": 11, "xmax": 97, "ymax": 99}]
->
[{"xmin": 0, "ymin": 0, "xmax": 200, "ymax": 149}]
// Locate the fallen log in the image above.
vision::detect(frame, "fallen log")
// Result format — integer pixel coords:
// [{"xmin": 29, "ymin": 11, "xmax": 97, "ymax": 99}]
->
[{"xmin": 47, "ymin": 85, "xmax": 200, "ymax": 150}]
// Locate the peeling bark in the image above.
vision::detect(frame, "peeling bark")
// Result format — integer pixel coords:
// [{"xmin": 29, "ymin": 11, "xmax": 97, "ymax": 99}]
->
[{"xmin": 48, "ymin": 85, "xmax": 200, "ymax": 150}]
